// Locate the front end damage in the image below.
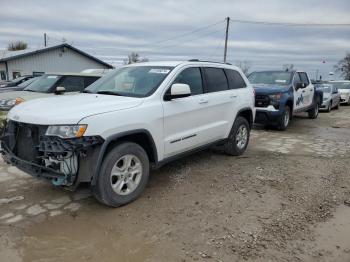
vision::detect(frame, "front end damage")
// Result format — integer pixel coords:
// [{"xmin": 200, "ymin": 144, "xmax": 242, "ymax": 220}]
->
[{"xmin": 0, "ymin": 120, "xmax": 103, "ymax": 187}]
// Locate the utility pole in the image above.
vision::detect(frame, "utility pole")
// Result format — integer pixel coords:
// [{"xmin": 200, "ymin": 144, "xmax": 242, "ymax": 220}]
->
[
  {"xmin": 44, "ymin": 33, "xmax": 47, "ymax": 47},
  {"xmin": 223, "ymin": 17, "xmax": 230, "ymax": 63}
]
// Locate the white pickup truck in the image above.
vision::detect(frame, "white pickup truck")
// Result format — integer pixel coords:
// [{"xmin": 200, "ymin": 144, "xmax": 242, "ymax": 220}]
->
[{"xmin": 1, "ymin": 61, "xmax": 255, "ymax": 207}]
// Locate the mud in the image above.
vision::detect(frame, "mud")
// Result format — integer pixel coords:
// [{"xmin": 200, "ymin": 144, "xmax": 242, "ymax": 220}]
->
[{"xmin": 0, "ymin": 107, "xmax": 350, "ymax": 262}]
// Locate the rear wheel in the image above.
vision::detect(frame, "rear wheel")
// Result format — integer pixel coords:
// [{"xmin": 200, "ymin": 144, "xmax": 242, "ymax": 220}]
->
[
  {"xmin": 224, "ymin": 116, "xmax": 250, "ymax": 156},
  {"xmin": 277, "ymin": 106, "xmax": 290, "ymax": 131},
  {"xmin": 308, "ymin": 102, "xmax": 319, "ymax": 119},
  {"xmin": 92, "ymin": 142, "xmax": 149, "ymax": 207}
]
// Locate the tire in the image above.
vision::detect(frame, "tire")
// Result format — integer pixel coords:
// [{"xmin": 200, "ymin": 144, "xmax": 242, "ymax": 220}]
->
[
  {"xmin": 224, "ymin": 116, "xmax": 250, "ymax": 156},
  {"xmin": 308, "ymin": 101, "xmax": 319, "ymax": 119},
  {"xmin": 326, "ymin": 101, "xmax": 332, "ymax": 113},
  {"xmin": 277, "ymin": 106, "xmax": 290, "ymax": 131},
  {"xmin": 92, "ymin": 142, "xmax": 150, "ymax": 207}
]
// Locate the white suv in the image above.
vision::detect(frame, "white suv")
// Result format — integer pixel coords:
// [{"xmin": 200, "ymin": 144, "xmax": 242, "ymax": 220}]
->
[{"xmin": 1, "ymin": 61, "xmax": 255, "ymax": 207}]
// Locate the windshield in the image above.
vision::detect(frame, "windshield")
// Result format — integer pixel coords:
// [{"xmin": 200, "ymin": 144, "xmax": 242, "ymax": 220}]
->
[
  {"xmin": 24, "ymin": 75, "xmax": 61, "ymax": 92},
  {"xmin": 331, "ymin": 82, "xmax": 350, "ymax": 90},
  {"xmin": 248, "ymin": 71, "xmax": 292, "ymax": 85},
  {"xmin": 85, "ymin": 66, "xmax": 173, "ymax": 97},
  {"xmin": 17, "ymin": 77, "xmax": 37, "ymax": 88},
  {"xmin": 12, "ymin": 76, "xmax": 27, "ymax": 84},
  {"xmin": 315, "ymin": 84, "xmax": 331, "ymax": 93}
]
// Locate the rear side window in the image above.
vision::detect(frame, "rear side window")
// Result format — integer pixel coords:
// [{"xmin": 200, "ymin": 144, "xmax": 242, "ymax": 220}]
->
[
  {"xmin": 203, "ymin": 68, "xmax": 229, "ymax": 93},
  {"xmin": 173, "ymin": 67, "xmax": 203, "ymax": 95},
  {"xmin": 225, "ymin": 69, "xmax": 246, "ymax": 89},
  {"xmin": 299, "ymin": 72, "xmax": 309, "ymax": 85},
  {"xmin": 60, "ymin": 76, "xmax": 85, "ymax": 92}
]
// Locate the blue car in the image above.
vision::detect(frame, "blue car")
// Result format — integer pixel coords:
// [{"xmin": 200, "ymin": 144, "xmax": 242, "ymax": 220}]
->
[{"xmin": 248, "ymin": 70, "xmax": 323, "ymax": 130}]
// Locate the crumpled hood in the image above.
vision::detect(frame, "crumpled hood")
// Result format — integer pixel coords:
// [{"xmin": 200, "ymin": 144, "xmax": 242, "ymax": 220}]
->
[
  {"xmin": 253, "ymin": 84, "xmax": 290, "ymax": 95},
  {"xmin": 7, "ymin": 93, "xmax": 143, "ymax": 125}
]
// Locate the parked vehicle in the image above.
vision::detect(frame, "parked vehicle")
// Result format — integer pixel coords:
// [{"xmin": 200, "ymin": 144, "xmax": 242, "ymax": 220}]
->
[
  {"xmin": 0, "ymin": 77, "xmax": 39, "ymax": 93},
  {"xmin": 0, "ymin": 61, "xmax": 255, "ymax": 207},
  {"xmin": 0, "ymin": 73, "xmax": 101, "ymax": 112},
  {"xmin": 315, "ymin": 84, "xmax": 340, "ymax": 112},
  {"xmin": 330, "ymin": 80, "xmax": 350, "ymax": 105},
  {"xmin": 0, "ymin": 75, "xmax": 35, "ymax": 88},
  {"xmin": 249, "ymin": 70, "xmax": 322, "ymax": 130}
]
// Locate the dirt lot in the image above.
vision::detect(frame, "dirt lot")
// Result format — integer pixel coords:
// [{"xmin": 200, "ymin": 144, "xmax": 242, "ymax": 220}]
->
[{"xmin": 1, "ymin": 106, "xmax": 350, "ymax": 262}]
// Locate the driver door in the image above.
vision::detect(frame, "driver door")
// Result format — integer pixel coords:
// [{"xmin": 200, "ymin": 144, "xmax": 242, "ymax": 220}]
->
[{"xmin": 293, "ymin": 73, "xmax": 304, "ymax": 111}]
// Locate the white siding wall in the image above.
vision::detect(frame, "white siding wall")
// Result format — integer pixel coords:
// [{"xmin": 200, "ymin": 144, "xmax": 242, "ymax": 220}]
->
[{"xmin": 6, "ymin": 47, "xmax": 108, "ymax": 80}]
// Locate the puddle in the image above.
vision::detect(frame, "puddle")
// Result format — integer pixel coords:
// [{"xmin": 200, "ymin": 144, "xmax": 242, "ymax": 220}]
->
[{"xmin": 310, "ymin": 205, "xmax": 350, "ymax": 261}]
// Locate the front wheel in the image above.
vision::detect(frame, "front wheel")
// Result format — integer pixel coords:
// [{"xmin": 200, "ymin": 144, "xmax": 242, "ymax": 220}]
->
[
  {"xmin": 224, "ymin": 116, "xmax": 250, "ymax": 156},
  {"xmin": 92, "ymin": 142, "xmax": 150, "ymax": 207},
  {"xmin": 277, "ymin": 106, "xmax": 290, "ymax": 131},
  {"xmin": 308, "ymin": 102, "xmax": 319, "ymax": 119},
  {"xmin": 326, "ymin": 101, "xmax": 332, "ymax": 112}
]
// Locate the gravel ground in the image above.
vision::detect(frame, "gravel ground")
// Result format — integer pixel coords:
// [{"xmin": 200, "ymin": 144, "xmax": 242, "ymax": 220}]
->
[{"xmin": 0, "ymin": 106, "xmax": 350, "ymax": 262}]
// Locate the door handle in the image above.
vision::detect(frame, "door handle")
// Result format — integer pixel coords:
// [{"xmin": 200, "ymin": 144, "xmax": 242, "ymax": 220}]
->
[
  {"xmin": 230, "ymin": 95, "xmax": 238, "ymax": 98},
  {"xmin": 199, "ymin": 99, "xmax": 208, "ymax": 104},
  {"xmin": 302, "ymin": 90, "xmax": 306, "ymax": 93}
]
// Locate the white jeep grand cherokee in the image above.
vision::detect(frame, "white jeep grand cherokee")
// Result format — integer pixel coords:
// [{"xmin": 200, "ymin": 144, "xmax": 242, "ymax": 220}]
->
[{"xmin": 1, "ymin": 61, "xmax": 255, "ymax": 207}]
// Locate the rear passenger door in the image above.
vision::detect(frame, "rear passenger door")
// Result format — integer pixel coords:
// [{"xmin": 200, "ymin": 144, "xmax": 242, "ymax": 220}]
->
[{"xmin": 201, "ymin": 67, "xmax": 239, "ymax": 139}]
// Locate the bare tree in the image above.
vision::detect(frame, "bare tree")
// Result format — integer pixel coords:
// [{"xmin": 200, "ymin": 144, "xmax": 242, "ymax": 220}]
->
[
  {"xmin": 7, "ymin": 41, "xmax": 28, "ymax": 51},
  {"xmin": 334, "ymin": 53, "xmax": 350, "ymax": 80},
  {"xmin": 235, "ymin": 60, "xmax": 251, "ymax": 76},
  {"xmin": 282, "ymin": 64, "xmax": 294, "ymax": 71},
  {"xmin": 124, "ymin": 52, "xmax": 149, "ymax": 65}
]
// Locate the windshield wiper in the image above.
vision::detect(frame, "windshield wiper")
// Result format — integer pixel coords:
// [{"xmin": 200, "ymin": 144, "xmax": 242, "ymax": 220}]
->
[
  {"xmin": 82, "ymin": 90, "xmax": 93, "ymax": 93},
  {"xmin": 96, "ymin": 90, "xmax": 124, "ymax": 96}
]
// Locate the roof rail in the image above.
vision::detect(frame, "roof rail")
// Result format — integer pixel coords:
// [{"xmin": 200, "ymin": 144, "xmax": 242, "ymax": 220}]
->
[{"xmin": 187, "ymin": 59, "xmax": 232, "ymax": 65}]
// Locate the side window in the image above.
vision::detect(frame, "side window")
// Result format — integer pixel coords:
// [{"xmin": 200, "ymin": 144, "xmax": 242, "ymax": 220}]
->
[
  {"xmin": 60, "ymin": 76, "xmax": 85, "ymax": 92},
  {"xmin": 203, "ymin": 67, "xmax": 229, "ymax": 93},
  {"xmin": 225, "ymin": 69, "xmax": 247, "ymax": 89},
  {"xmin": 173, "ymin": 67, "xmax": 203, "ymax": 95},
  {"xmin": 84, "ymin": 77, "xmax": 99, "ymax": 88},
  {"xmin": 299, "ymin": 73, "xmax": 309, "ymax": 85},
  {"xmin": 293, "ymin": 73, "xmax": 301, "ymax": 85}
]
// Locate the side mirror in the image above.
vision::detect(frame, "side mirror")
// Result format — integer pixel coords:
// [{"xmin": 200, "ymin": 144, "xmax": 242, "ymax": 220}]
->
[
  {"xmin": 295, "ymin": 82, "xmax": 305, "ymax": 90},
  {"xmin": 55, "ymin": 86, "xmax": 66, "ymax": 95},
  {"xmin": 164, "ymin": 83, "xmax": 191, "ymax": 101}
]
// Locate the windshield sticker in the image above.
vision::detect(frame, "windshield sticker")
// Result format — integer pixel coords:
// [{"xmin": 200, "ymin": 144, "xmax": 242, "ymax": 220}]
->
[
  {"xmin": 47, "ymin": 76, "xmax": 58, "ymax": 78},
  {"xmin": 275, "ymin": 80, "xmax": 286, "ymax": 83},
  {"xmin": 149, "ymin": 69, "xmax": 170, "ymax": 74}
]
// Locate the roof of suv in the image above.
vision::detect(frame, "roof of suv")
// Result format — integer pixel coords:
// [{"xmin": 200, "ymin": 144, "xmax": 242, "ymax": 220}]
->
[{"xmin": 125, "ymin": 60, "xmax": 240, "ymax": 70}]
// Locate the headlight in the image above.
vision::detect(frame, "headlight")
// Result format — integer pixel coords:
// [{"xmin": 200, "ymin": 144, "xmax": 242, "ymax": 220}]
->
[
  {"xmin": 268, "ymin": 93, "xmax": 282, "ymax": 101},
  {"xmin": 0, "ymin": 98, "xmax": 24, "ymax": 108},
  {"xmin": 45, "ymin": 125, "xmax": 87, "ymax": 138}
]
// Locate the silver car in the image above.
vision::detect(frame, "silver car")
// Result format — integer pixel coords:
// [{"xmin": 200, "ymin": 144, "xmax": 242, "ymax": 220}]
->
[{"xmin": 317, "ymin": 84, "xmax": 341, "ymax": 112}]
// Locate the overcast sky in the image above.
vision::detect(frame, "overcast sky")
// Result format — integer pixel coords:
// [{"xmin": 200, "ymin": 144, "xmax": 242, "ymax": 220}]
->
[{"xmin": 1, "ymin": 0, "xmax": 350, "ymax": 79}]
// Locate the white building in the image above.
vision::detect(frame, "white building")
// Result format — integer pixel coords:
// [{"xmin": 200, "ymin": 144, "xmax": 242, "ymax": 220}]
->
[{"xmin": 0, "ymin": 43, "xmax": 113, "ymax": 81}]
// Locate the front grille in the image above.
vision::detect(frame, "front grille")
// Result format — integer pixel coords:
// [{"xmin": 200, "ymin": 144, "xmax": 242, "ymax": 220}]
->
[
  {"xmin": 4, "ymin": 121, "xmax": 48, "ymax": 163},
  {"xmin": 255, "ymin": 95, "xmax": 270, "ymax": 107}
]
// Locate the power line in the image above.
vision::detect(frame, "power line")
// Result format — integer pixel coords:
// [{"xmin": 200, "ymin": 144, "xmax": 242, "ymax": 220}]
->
[
  {"xmin": 148, "ymin": 19, "xmax": 225, "ymax": 46},
  {"xmin": 230, "ymin": 19, "xmax": 350, "ymax": 27}
]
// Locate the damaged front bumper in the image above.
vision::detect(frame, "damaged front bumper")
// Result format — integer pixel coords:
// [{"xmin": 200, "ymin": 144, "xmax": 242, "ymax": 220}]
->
[{"xmin": 1, "ymin": 121, "xmax": 103, "ymax": 187}]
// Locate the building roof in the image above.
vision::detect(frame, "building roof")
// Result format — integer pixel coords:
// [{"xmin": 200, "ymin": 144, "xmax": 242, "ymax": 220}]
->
[{"xmin": 0, "ymin": 43, "xmax": 113, "ymax": 68}]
